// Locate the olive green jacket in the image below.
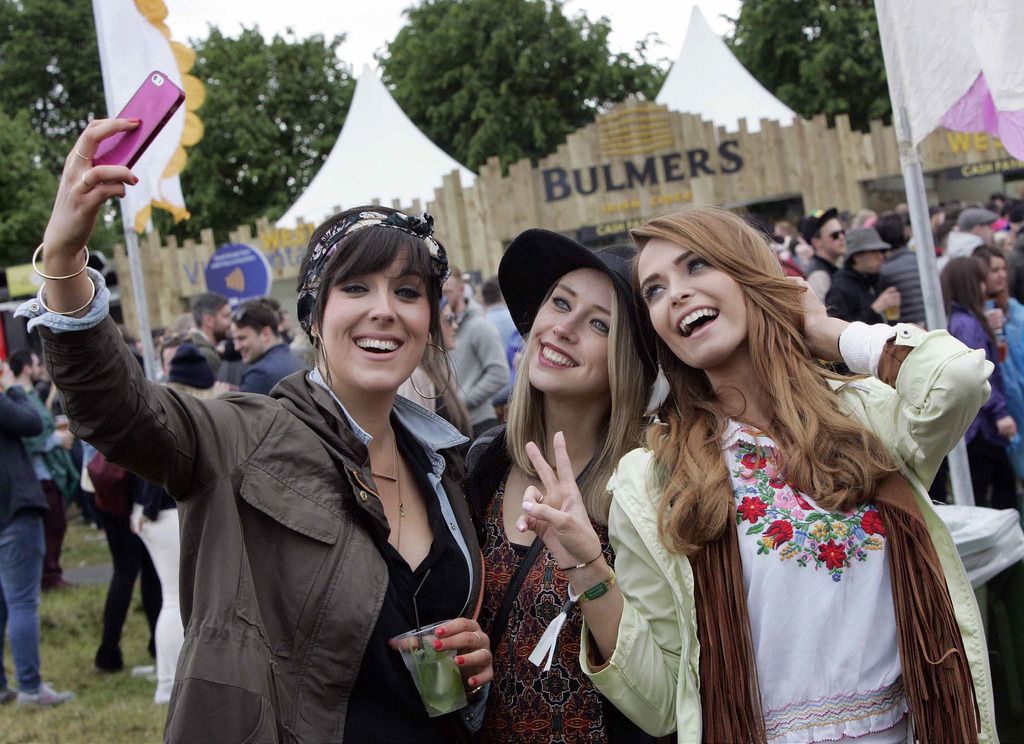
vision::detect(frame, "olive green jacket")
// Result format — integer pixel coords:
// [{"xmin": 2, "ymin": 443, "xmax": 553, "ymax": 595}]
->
[{"xmin": 40, "ymin": 317, "xmax": 481, "ymax": 743}]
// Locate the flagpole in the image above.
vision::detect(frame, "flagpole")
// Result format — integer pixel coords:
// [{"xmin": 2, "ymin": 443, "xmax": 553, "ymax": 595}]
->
[
  {"xmin": 877, "ymin": 0, "xmax": 976, "ymax": 505},
  {"xmin": 92, "ymin": 0, "xmax": 157, "ymax": 382},
  {"xmin": 121, "ymin": 219, "xmax": 158, "ymax": 382}
]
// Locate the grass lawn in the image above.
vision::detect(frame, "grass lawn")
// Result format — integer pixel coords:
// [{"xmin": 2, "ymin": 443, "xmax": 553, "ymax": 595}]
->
[{"xmin": 0, "ymin": 517, "xmax": 166, "ymax": 743}]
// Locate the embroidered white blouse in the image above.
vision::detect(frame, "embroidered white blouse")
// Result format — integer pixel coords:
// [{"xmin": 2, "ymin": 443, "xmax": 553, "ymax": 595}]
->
[{"xmin": 724, "ymin": 420, "xmax": 908, "ymax": 743}]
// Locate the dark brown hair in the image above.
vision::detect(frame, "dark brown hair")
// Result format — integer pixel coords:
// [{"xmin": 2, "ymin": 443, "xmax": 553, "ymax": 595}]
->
[
  {"xmin": 941, "ymin": 256, "xmax": 993, "ymax": 342},
  {"xmin": 301, "ymin": 207, "xmax": 443, "ymax": 346}
]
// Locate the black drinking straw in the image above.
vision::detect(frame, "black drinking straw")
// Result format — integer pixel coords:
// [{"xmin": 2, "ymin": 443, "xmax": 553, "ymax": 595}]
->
[{"xmin": 412, "ymin": 568, "xmax": 432, "ymax": 636}]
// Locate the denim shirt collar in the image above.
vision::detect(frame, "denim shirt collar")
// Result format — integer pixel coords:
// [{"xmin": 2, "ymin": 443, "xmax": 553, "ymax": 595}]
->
[{"xmin": 307, "ymin": 368, "xmax": 468, "ymax": 469}]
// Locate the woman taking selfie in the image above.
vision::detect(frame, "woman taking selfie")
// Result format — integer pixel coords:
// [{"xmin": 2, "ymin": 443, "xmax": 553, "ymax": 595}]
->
[
  {"xmin": 18, "ymin": 118, "xmax": 491, "ymax": 742},
  {"xmin": 467, "ymin": 232, "xmax": 656, "ymax": 742},
  {"xmin": 519, "ymin": 207, "xmax": 996, "ymax": 743}
]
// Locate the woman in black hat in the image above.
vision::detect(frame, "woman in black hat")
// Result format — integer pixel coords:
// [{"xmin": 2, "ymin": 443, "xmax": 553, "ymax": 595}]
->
[{"xmin": 466, "ymin": 230, "xmax": 656, "ymax": 743}]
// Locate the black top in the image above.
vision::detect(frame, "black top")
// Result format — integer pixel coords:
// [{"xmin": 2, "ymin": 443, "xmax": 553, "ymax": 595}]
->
[{"xmin": 344, "ymin": 419, "xmax": 471, "ymax": 743}]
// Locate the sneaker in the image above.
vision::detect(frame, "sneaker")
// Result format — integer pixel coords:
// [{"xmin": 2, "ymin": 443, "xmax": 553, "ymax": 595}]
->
[
  {"xmin": 16, "ymin": 683, "xmax": 75, "ymax": 707},
  {"xmin": 0, "ymin": 687, "xmax": 16, "ymax": 705}
]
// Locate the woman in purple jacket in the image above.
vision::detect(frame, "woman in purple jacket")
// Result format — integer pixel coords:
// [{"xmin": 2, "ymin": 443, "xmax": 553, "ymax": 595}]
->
[{"xmin": 940, "ymin": 256, "xmax": 1018, "ymax": 508}]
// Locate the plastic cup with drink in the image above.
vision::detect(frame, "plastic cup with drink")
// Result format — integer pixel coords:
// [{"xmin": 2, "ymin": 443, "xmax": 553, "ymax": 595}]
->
[{"xmin": 390, "ymin": 569, "xmax": 468, "ymax": 717}]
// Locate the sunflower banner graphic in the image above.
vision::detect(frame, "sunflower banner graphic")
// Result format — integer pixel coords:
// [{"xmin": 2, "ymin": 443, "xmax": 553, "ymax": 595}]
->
[{"xmin": 91, "ymin": 0, "xmax": 205, "ymax": 233}]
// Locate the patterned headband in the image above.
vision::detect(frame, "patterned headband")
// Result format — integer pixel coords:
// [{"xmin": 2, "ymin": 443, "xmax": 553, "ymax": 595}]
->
[{"xmin": 296, "ymin": 209, "xmax": 449, "ymax": 338}]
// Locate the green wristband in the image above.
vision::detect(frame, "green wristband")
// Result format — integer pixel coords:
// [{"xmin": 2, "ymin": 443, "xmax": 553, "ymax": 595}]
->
[{"xmin": 577, "ymin": 570, "xmax": 617, "ymax": 603}]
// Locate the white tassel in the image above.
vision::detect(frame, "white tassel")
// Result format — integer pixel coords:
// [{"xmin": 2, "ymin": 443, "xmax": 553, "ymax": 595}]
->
[{"xmin": 528, "ymin": 590, "xmax": 579, "ymax": 673}]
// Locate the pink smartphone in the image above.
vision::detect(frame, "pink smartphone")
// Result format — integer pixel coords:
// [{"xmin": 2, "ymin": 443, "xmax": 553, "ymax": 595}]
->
[{"xmin": 93, "ymin": 71, "xmax": 185, "ymax": 168}]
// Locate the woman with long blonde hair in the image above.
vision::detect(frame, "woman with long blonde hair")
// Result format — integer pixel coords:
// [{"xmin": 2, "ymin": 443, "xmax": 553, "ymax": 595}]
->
[
  {"xmin": 519, "ymin": 206, "xmax": 997, "ymax": 743},
  {"xmin": 466, "ymin": 230, "xmax": 656, "ymax": 743}
]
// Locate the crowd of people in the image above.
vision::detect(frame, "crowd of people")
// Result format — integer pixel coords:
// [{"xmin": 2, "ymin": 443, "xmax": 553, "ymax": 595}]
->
[
  {"xmin": 0, "ymin": 115, "xmax": 1017, "ymax": 743},
  {"xmin": 763, "ymin": 197, "xmax": 1024, "ymax": 510}
]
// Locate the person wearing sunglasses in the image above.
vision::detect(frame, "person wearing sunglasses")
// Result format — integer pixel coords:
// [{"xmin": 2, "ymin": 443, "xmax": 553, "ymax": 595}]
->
[
  {"xmin": 17, "ymin": 118, "xmax": 492, "ymax": 742},
  {"xmin": 801, "ymin": 207, "xmax": 847, "ymax": 301}
]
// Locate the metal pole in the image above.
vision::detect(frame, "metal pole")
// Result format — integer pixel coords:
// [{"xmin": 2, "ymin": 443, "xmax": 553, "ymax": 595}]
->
[
  {"xmin": 894, "ymin": 109, "xmax": 975, "ymax": 506},
  {"xmin": 121, "ymin": 218, "xmax": 158, "ymax": 382}
]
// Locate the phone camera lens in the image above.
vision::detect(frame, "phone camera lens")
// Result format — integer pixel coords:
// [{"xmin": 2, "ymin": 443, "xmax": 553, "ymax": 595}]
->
[{"xmin": 152, "ymin": 74, "xmax": 164, "ymax": 86}]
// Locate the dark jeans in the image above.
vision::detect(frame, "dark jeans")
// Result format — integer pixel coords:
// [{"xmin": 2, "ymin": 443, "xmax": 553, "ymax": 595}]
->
[
  {"xmin": 40, "ymin": 480, "xmax": 67, "ymax": 589},
  {"xmin": 0, "ymin": 513, "xmax": 45, "ymax": 692},
  {"xmin": 95, "ymin": 511, "xmax": 161, "ymax": 671},
  {"xmin": 967, "ymin": 437, "xmax": 1018, "ymax": 510}
]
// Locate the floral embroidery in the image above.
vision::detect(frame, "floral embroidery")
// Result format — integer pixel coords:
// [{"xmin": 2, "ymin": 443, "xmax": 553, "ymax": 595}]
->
[{"xmin": 728, "ymin": 428, "xmax": 886, "ymax": 582}]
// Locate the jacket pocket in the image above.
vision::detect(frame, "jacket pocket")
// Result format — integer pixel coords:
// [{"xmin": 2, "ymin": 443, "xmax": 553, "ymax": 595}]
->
[
  {"xmin": 236, "ymin": 466, "xmax": 346, "ymax": 656},
  {"xmin": 165, "ymin": 678, "xmax": 278, "ymax": 744}
]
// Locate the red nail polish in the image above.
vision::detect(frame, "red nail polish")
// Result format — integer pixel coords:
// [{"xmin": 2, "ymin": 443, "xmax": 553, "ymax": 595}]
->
[
  {"xmin": 455, "ymin": 656, "xmax": 464, "ymax": 666},
  {"xmin": 468, "ymin": 677, "xmax": 476, "ymax": 687},
  {"xmin": 432, "ymin": 639, "xmax": 443, "ymax": 651},
  {"xmin": 436, "ymin": 626, "xmax": 445, "ymax": 638}
]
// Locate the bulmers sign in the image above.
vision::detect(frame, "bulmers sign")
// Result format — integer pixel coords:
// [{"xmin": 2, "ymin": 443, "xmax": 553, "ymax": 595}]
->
[{"xmin": 542, "ymin": 140, "xmax": 744, "ymax": 202}]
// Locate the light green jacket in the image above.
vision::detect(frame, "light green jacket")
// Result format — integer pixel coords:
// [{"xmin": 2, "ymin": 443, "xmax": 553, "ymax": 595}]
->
[{"xmin": 582, "ymin": 324, "xmax": 999, "ymax": 742}]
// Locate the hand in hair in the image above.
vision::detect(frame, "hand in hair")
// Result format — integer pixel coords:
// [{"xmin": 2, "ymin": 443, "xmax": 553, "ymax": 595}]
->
[
  {"xmin": 517, "ymin": 432, "xmax": 603, "ymax": 569},
  {"xmin": 789, "ymin": 276, "xmax": 849, "ymax": 361}
]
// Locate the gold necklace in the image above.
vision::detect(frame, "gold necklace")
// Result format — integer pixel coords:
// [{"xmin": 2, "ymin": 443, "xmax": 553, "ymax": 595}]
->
[{"xmin": 371, "ymin": 433, "xmax": 405, "ymax": 549}]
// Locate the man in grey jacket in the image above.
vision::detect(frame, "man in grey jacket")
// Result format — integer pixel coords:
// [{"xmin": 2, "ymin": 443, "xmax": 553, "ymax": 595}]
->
[{"xmin": 443, "ymin": 267, "xmax": 510, "ymax": 438}]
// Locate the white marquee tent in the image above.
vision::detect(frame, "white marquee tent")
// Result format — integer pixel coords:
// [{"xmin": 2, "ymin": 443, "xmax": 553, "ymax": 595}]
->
[
  {"xmin": 277, "ymin": 65, "xmax": 475, "ymax": 228},
  {"xmin": 656, "ymin": 6, "xmax": 795, "ymax": 132}
]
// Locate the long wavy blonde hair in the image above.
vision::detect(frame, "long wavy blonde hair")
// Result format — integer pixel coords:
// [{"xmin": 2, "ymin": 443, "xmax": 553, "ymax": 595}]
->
[{"xmin": 631, "ymin": 207, "xmax": 898, "ymax": 555}]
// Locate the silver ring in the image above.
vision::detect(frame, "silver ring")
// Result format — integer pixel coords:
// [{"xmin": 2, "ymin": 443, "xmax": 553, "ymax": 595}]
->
[
  {"xmin": 536, "ymin": 492, "xmax": 544, "ymax": 503},
  {"xmin": 473, "ymin": 631, "xmax": 482, "ymax": 646}
]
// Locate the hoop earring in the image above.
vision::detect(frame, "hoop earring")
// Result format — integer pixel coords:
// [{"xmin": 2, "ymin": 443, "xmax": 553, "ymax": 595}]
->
[{"xmin": 411, "ymin": 342, "xmax": 452, "ymax": 400}]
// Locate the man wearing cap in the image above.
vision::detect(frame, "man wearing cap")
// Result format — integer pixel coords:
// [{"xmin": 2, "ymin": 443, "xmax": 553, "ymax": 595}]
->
[
  {"xmin": 801, "ymin": 207, "xmax": 846, "ymax": 300},
  {"xmin": 956, "ymin": 207, "xmax": 999, "ymax": 247},
  {"xmin": 825, "ymin": 228, "xmax": 901, "ymax": 324}
]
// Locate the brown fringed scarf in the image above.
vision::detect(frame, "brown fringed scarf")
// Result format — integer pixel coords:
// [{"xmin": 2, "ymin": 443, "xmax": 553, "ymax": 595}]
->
[{"xmin": 692, "ymin": 471, "xmax": 980, "ymax": 743}]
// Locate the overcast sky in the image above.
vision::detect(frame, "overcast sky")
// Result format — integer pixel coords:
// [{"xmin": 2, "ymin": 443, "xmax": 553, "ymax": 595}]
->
[{"xmin": 164, "ymin": 0, "xmax": 742, "ymax": 71}]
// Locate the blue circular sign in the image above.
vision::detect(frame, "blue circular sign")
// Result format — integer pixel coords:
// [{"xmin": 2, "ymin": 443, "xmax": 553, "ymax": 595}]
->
[{"xmin": 204, "ymin": 243, "xmax": 272, "ymax": 305}]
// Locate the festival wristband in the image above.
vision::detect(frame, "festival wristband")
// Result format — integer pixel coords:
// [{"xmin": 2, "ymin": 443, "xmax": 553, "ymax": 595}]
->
[{"xmin": 575, "ymin": 570, "xmax": 616, "ymax": 604}]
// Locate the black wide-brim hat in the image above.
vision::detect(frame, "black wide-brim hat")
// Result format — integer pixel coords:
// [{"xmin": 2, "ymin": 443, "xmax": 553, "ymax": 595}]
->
[{"xmin": 499, "ymin": 228, "xmax": 657, "ymax": 383}]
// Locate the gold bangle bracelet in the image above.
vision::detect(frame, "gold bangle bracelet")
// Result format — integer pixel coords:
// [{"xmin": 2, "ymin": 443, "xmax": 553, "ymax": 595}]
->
[
  {"xmin": 38, "ymin": 275, "xmax": 97, "ymax": 316},
  {"xmin": 32, "ymin": 243, "xmax": 90, "ymax": 281}
]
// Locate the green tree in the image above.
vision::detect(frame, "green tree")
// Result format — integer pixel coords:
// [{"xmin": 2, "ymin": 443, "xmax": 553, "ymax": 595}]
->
[
  {"xmin": 726, "ymin": 0, "xmax": 890, "ymax": 131},
  {"xmin": 378, "ymin": 0, "xmax": 665, "ymax": 171},
  {"xmin": 158, "ymin": 27, "xmax": 354, "ymax": 241},
  {"xmin": 0, "ymin": 0, "xmax": 104, "ymax": 173},
  {"xmin": 0, "ymin": 110, "xmax": 57, "ymax": 267}
]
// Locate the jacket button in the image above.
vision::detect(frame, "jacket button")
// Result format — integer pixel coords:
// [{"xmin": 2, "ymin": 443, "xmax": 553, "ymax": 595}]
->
[
  {"xmin": 359, "ymin": 490, "xmax": 368, "ymax": 502},
  {"xmin": 29, "ymin": 301, "xmax": 40, "ymax": 312}
]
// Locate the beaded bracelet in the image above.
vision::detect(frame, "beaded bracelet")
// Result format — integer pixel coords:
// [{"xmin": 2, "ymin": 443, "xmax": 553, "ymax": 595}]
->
[
  {"xmin": 32, "ymin": 243, "xmax": 90, "ymax": 281},
  {"xmin": 37, "ymin": 275, "xmax": 97, "ymax": 316}
]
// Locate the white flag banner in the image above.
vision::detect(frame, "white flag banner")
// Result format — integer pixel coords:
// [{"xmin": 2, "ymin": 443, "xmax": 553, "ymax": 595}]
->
[
  {"xmin": 875, "ymin": 0, "xmax": 1024, "ymax": 158},
  {"xmin": 91, "ymin": 0, "xmax": 196, "ymax": 232}
]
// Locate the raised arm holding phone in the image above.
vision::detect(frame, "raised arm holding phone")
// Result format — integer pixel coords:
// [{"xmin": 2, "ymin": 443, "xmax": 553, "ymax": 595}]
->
[{"xmin": 22, "ymin": 114, "xmax": 492, "ymax": 742}]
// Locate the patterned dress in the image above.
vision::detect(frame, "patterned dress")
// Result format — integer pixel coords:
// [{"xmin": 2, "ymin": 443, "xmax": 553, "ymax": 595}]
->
[
  {"xmin": 477, "ymin": 477, "xmax": 612, "ymax": 744},
  {"xmin": 725, "ymin": 421, "xmax": 908, "ymax": 743}
]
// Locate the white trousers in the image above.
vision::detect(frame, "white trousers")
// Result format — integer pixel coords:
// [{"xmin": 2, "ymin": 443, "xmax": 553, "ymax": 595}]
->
[{"xmin": 135, "ymin": 505, "xmax": 183, "ymax": 705}]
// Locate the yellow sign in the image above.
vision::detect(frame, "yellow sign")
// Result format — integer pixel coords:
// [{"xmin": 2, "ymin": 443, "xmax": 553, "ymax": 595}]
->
[
  {"xmin": 945, "ymin": 130, "xmax": 1005, "ymax": 154},
  {"xmin": 6, "ymin": 263, "xmax": 41, "ymax": 298}
]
